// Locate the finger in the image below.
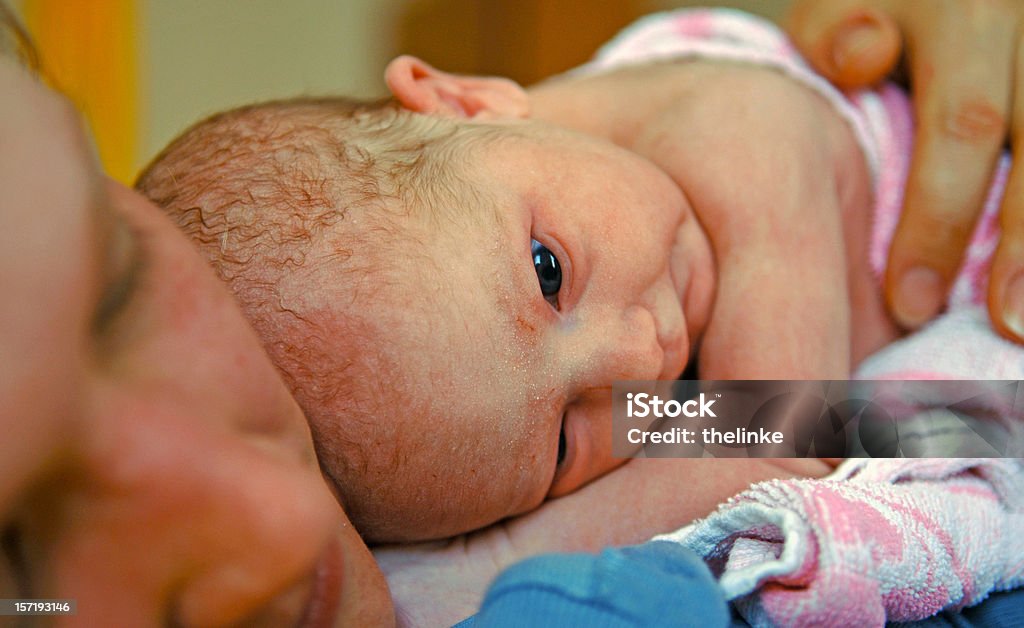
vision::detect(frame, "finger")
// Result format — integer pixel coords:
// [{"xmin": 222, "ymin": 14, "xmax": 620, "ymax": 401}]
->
[
  {"xmin": 785, "ymin": 0, "xmax": 902, "ymax": 89},
  {"xmin": 988, "ymin": 36, "xmax": 1024, "ymax": 342},
  {"xmin": 886, "ymin": 6, "xmax": 1014, "ymax": 329},
  {"xmin": 989, "ymin": 177, "xmax": 1024, "ymax": 342}
]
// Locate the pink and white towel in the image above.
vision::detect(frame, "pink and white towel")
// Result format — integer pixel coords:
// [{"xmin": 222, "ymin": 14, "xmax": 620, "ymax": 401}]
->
[{"xmin": 656, "ymin": 458, "xmax": 1024, "ymax": 626}]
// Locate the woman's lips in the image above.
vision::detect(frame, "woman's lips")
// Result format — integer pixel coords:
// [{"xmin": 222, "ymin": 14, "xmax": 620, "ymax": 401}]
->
[{"xmin": 299, "ymin": 537, "xmax": 343, "ymax": 628}]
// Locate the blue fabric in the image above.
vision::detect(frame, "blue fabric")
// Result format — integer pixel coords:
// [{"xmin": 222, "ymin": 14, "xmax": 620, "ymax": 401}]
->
[
  {"xmin": 453, "ymin": 539, "xmax": 1024, "ymax": 628},
  {"xmin": 455, "ymin": 541, "xmax": 728, "ymax": 628}
]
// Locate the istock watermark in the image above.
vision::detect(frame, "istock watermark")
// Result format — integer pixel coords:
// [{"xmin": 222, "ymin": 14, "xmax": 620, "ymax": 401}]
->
[
  {"xmin": 626, "ymin": 392, "xmax": 717, "ymax": 418},
  {"xmin": 612, "ymin": 380, "xmax": 1024, "ymax": 458}
]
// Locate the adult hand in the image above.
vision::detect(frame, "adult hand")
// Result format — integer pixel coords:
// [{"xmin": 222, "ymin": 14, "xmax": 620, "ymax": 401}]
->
[{"xmin": 785, "ymin": 0, "xmax": 1024, "ymax": 341}]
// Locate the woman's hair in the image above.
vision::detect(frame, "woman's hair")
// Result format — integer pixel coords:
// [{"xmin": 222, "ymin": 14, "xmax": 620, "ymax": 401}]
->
[{"xmin": 0, "ymin": 2, "xmax": 38, "ymax": 70}]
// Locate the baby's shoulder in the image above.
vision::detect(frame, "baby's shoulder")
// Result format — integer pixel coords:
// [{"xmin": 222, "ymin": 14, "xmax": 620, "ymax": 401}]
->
[
  {"xmin": 629, "ymin": 59, "xmax": 847, "ymax": 159},
  {"xmin": 627, "ymin": 61, "xmax": 858, "ymax": 236}
]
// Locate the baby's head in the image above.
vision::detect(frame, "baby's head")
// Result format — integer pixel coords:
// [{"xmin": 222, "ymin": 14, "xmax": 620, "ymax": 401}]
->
[{"xmin": 137, "ymin": 57, "xmax": 714, "ymax": 542}]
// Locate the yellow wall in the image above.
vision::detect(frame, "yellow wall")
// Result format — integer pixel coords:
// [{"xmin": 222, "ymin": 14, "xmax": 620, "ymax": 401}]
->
[
  {"xmin": 16, "ymin": 0, "xmax": 790, "ymax": 181},
  {"xmin": 22, "ymin": 0, "xmax": 139, "ymax": 183},
  {"xmin": 142, "ymin": 0, "xmax": 405, "ymax": 173},
  {"xmin": 15, "ymin": 0, "xmax": 406, "ymax": 180}
]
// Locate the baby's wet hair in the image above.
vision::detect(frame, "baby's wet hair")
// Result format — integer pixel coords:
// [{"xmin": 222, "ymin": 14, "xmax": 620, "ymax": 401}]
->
[{"xmin": 136, "ymin": 97, "xmax": 487, "ymax": 539}]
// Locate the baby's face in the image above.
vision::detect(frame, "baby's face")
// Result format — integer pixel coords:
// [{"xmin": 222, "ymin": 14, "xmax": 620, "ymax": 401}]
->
[{"xmin": 305, "ymin": 121, "xmax": 715, "ymax": 540}]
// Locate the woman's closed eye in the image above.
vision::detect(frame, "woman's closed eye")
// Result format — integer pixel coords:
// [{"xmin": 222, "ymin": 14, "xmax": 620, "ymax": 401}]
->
[
  {"xmin": 531, "ymin": 239, "xmax": 561, "ymax": 309},
  {"xmin": 93, "ymin": 219, "xmax": 147, "ymax": 338}
]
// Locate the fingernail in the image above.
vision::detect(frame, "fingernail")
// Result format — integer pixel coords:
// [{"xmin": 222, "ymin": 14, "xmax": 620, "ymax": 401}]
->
[
  {"xmin": 833, "ymin": 24, "xmax": 881, "ymax": 72},
  {"xmin": 1001, "ymin": 272, "xmax": 1024, "ymax": 339},
  {"xmin": 895, "ymin": 266, "xmax": 944, "ymax": 328}
]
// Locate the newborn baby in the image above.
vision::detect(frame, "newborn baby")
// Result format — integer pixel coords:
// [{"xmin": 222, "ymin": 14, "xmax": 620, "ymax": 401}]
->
[{"xmin": 135, "ymin": 9, "xmax": 934, "ymax": 543}]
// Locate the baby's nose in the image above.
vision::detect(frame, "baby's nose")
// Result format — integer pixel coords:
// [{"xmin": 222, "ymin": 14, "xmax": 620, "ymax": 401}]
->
[{"xmin": 571, "ymin": 303, "xmax": 664, "ymax": 391}]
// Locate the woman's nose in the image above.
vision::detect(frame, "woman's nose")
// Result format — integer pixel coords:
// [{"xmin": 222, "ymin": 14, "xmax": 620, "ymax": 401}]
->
[
  {"xmin": 172, "ymin": 436, "xmax": 341, "ymax": 626},
  {"xmin": 82, "ymin": 406, "xmax": 343, "ymax": 627}
]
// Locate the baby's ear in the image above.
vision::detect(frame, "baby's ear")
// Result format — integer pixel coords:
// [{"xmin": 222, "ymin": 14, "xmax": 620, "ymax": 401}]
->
[{"xmin": 384, "ymin": 55, "xmax": 529, "ymax": 120}]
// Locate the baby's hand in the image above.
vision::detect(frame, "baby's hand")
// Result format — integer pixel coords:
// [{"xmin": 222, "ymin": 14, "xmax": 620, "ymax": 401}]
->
[{"xmin": 786, "ymin": 0, "xmax": 1024, "ymax": 343}]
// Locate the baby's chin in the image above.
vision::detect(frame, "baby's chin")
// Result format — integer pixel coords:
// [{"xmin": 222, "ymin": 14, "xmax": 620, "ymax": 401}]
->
[{"xmin": 324, "ymin": 455, "xmax": 547, "ymax": 544}]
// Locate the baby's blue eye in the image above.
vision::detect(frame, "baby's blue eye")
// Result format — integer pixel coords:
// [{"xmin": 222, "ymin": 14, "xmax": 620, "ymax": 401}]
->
[{"xmin": 531, "ymin": 239, "xmax": 561, "ymax": 308}]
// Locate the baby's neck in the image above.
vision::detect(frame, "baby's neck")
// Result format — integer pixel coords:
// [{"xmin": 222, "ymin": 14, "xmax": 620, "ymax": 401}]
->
[
  {"xmin": 528, "ymin": 62, "xmax": 704, "ymax": 151},
  {"xmin": 530, "ymin": 65, "xmax": 719, "ymax": 362}
]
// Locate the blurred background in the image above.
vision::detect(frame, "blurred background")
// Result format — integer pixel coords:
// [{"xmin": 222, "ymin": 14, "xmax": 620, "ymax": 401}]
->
[{"xmin": 10, "ymin": 0, "xmax": 787, "ymax": 183}]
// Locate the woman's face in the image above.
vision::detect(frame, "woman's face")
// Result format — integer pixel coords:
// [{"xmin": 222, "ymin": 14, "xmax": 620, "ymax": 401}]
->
[{"xmin": 0, "ymin": 58, "xmax": 392, "ymax": 626}]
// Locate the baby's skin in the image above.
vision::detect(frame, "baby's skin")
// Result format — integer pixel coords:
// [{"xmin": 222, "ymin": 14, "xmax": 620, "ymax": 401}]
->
[
  {"xmin": 388, "ymin": 54, "xmax": 901, "ymax": 379},
  {"xmin": 529, "ymin": 59, "xmax": 903, "ymax": 374},
  {"xmin": 373, "ymin": 55, "xmax": 874, "ymax": 625},
  {"xmin": 139, "ymin": 51, "xmax": 881, "ymax": 625}
]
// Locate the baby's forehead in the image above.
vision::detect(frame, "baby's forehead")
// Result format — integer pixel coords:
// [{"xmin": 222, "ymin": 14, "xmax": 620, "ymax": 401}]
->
[
  {"xmin": 335, "ymin": 186, "xmax": 536, "ymax": 347},
  {"xmin": 296, "ymin": 114, "xmax": 557, "ymax": 390}
]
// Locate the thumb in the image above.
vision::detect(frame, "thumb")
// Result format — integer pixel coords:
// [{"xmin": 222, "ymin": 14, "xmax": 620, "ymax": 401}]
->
[{"xmin": 785, "ymin": 2, "xmax": 902, "ymax": 89}]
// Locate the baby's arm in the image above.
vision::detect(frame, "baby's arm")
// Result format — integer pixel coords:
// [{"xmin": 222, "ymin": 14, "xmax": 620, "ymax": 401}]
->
[{"xmin": 627, "ymin": 63, "xmax": 863, "ymax": 378}]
